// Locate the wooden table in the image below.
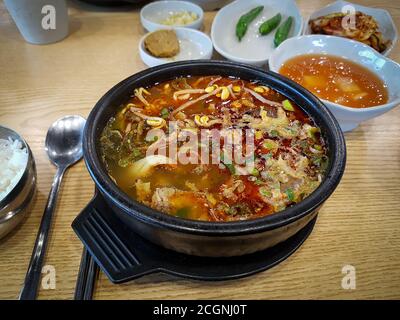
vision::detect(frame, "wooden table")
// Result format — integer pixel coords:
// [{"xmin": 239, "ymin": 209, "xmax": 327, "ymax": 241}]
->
[{"xmin": 0, "ymin": 0, "xmax": 399, "ymax": 300}]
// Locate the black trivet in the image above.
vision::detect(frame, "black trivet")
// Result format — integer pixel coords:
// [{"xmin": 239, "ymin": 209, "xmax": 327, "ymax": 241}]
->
[{"xmin": 72, "ymin": 194, "xmax": 316, "ymax": 284}]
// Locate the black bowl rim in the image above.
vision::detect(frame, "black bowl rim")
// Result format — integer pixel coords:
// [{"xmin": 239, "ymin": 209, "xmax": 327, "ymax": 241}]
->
[{"xmin": 84, "ymin": 60, "xmax": 346, "ymax": 236}]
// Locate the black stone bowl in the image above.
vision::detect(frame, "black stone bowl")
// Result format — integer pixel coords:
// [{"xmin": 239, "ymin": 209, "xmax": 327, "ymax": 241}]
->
[{"xmin": 81, "ymin": 60, "xmax": 346, "ymax": 257}]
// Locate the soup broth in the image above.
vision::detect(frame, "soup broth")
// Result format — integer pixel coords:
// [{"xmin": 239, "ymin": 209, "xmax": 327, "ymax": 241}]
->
[
  {"xmin": 100, "ymin": 76, "xmax": 328, "ymax": 221},
  {"xmin": 279, "ymin": 54, "xmax": 388, "ymax": 108}
]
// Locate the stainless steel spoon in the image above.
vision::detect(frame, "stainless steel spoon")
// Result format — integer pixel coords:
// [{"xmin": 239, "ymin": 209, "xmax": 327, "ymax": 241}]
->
[{"xmin": 20, "ymin": 115, "xmax": 86, "ymax": 300}]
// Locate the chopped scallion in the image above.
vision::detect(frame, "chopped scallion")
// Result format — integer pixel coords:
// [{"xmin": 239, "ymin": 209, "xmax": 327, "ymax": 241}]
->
[
  {"xmin": 251, "ymin": 168, "xmax": 259, "ymax": 176},
  {"xmin": 263, "ymin": 139, "xmax": 278, "ymax": 150},
  {"xmin": 224, "ymin": 163, "xmax": 236, "ymax": 175},
  {"xmin": 269, "ymin": 129, "xmax": 279, "ymax": 137},
  {"xmin": 314, "ymin": 144, "xmax": 322, "ymax": 151},
  {"xmin": 307, "ymin": 127, "xmax": 320, "ymax": 140},
  {"xmin": 176, "ymin": 207, "xmax": 190, "ymax": 218},
  {"xmin": 259, "ymin": 187, "xmax": 272, "ymax": 198},
  {"xmin": 282, "ymin": 99, "xmax": 295, "ymax": 111},
  {"xmin": 285, "ymin": 188, "xmax": 295, "ymax": 202},
  {"xmin": 160, "ymin": 107, "xmax": 170, "ymax": 119}
]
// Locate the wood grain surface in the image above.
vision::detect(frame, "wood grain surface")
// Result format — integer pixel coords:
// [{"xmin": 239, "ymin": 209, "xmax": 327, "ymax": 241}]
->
[{"xmin": 0, "ymin": 0, "xmax": 399, "ymax": 300}]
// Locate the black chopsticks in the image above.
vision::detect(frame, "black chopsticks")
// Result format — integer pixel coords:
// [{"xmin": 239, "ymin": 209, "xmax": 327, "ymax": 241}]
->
[{"xmin": 74, "ymin": 248, "xmax": 99, "ymax": 300}]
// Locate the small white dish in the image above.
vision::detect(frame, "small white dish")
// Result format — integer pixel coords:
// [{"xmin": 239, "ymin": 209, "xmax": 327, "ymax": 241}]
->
[
  {"xmin": 303, "ymin": 0, "xmax": 398, "ymax": 56},
  {"xmin": 140, "ymin": 0, "xmax": 204, "ymax": 32},
  {"xmin": 211, "ymin": 0, "xmax": 303, "ymax": 66},
  {"xmin": 139, "ymin": 28, "xmax": 213, "ymax": 67},
  {"xmin": 184, "ymin": 0, "xmax": 233, "ymax": 11},
  {"xmin": 268, "ymin": 35, "xmax": 400, "ymax": 132}
]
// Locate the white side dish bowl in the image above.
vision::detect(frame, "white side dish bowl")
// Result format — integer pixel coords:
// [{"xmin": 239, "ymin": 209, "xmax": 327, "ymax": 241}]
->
[
  {"xmin": 140, "ymin": 0, "xmax": 204, "ymax": 32},
  {"xmin": 269, "ymin": 35, "xmax": 400, "ymax": 132},
  {"xmin": 139, "ymin": 28, "xmax": 213, "ymax": 67},
  {"xmin": 211, "ymin": 0, "xmax": 303, "ymax": 66},
  {"xmin": 303, "ymin": 0, "xmax": 398, "ymax": 56},
  {"xmin": 181, "ymin": 0, "xmax": 233, "ymax": 11}
]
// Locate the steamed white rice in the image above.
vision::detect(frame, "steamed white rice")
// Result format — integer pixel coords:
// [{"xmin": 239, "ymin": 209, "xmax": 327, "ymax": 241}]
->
[{"xmin": 0, "ymin": 138, "xmax": 28, "ymax": 202}]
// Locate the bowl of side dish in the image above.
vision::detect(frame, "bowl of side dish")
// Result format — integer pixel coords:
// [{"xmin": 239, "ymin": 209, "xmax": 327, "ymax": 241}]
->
[
  {"xmin": 188, "ymin": 0, "xmax": 233, "ymax": 11},
  {"xmin": 0, "ymin": 126, "xmax": 36, "ymax": 239},
  {"xmin": 139, "ymin": 28, "xmax": 213, "ymax": 67},
  {"xmin": 140, "ymin": 0, "xmax": 204, "ymax": 32},
  {"xmin": 303, "ymin": 0, "xmax": 398, "ymax": 56},
  {"xmin": 269, "ymin": 35, "xmax": 400, "ymax": 132},
  {"xmin": 211, "ymin": 0, "xmax": 303, "ymax": 66}
]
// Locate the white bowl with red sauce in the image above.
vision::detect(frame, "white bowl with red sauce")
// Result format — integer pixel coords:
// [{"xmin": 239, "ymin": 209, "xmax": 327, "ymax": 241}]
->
[{"xmin": 268, "ymin": 35, "xmax": 400, "ymax": 132}]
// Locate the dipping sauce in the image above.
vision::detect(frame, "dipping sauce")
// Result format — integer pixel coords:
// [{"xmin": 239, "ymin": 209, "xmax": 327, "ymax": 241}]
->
[{"xmin": 279, "ymin": 54, "xmax": 388, "ymax": 108}]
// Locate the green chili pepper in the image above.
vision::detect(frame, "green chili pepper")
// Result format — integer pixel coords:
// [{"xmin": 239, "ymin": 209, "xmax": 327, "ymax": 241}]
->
[
  {"xmin": 259, "ymin": 13, "xmax": 281, "ymax": 36},
  {"xmin": 236, "ymin": 6, "xmax": 264, "ymax": 41},
  {"xmin": 274, "ymin": 16, "xmax": 293, "ymax": 47}
]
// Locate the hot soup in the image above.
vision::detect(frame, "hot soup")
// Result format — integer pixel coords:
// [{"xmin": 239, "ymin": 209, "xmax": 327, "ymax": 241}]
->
[
  {"xmin": 279, "ymin": 54, "xmax": 388, "ymax": 108},
  {"xmin": 100, "ymin": 76, "xmax": 328, "ymax": 221}
]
